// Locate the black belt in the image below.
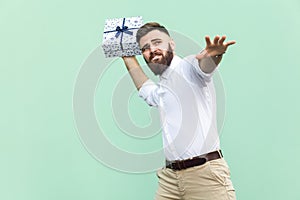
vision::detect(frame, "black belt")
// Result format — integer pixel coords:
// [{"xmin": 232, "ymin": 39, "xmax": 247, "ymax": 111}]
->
[{"xmin": 166, "ymin": 150, "xmax": 223, "ymax": 170}]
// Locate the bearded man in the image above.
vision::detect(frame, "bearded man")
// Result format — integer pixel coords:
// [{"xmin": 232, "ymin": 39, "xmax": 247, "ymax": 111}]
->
[{"xmin": 122, "ymin": 22, "xmax": 236, "ymax": 200}]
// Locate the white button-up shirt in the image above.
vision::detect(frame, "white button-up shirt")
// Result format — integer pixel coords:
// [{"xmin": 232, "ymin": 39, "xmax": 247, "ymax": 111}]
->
[{"xmin": 139, "ymin": 55, "xmax": 220, "ymax": 161}]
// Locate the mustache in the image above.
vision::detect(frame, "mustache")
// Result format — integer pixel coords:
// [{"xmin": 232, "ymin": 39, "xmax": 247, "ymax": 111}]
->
[{"xmin": 149, "ymin": 51, "xmax": 163, "ymax": 62}]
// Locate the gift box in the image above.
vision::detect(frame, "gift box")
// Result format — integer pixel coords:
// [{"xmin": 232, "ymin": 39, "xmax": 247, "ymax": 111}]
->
[{"xmin": 101, "ymin": 16, "xmax": 143, "ymax": 58}]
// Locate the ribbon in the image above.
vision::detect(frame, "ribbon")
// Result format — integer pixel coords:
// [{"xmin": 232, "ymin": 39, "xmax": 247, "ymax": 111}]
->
[
  {"xmin": 104, "ymin": 18, "xmax": 139, "ymax": 50},
  {"xmin": 114, "ymin": 25, "xmax": 133, "ymax": 38}
]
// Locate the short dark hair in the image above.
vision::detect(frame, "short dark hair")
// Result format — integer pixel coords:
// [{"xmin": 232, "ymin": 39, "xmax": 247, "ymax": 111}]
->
[{"xmin": 136, "ymin": 22, "xmax": 170, "ymax": 44}]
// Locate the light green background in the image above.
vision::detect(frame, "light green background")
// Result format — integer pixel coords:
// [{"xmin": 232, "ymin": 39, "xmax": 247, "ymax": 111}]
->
[{"xmin": 1, "ymin": 0, "xmax": 300, "ymax": 199}]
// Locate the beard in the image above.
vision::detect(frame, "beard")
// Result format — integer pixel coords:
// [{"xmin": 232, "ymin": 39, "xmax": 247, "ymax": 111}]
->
[{"xmin": 144, "ymin": 44, "xmax": 174, "ymax": 76}]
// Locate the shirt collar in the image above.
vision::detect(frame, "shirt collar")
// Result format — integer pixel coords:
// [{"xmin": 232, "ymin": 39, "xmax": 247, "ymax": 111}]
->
[{"xmin": 159, "ymin": 55, "xmax": 181, "ymax": 80}]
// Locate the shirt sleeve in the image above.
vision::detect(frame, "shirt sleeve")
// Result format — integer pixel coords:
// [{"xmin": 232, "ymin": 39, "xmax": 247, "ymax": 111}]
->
[
  {"xmin": 184, "ymin": 55, "xmax": 218, "ymax": 82},
  {"xmin": 138, "ymin": 79, "xmax": 160, "ymax": 107}
]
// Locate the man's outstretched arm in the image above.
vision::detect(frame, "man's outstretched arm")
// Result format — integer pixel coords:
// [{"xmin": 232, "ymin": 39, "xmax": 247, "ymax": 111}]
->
[
  {"xmin": 122, "ymin": 56, "xmax": 149, "ymax": 90},
  {"xmin": 196, "ymin": 35, "xmax": 236, "ymax": 74}
]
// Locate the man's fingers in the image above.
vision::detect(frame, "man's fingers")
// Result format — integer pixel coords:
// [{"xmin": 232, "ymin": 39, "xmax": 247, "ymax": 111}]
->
[
  {"xmin": 205, "ymin": 36, "xmax": 211, "ymax": 46},
  {"xmin": 201, "ymin": 35, "xmax": 236, "ymax": 58},
  {"xmin": 218, "ymin": 35, "xmax": 226, "ymax": 44},
  {"xmin": 213, "ymin": 35, "xmax": 220, "ymax": 44},
  {"xmin": 225, "ymin": 40, "xmax": 236, "ymax": 46}
]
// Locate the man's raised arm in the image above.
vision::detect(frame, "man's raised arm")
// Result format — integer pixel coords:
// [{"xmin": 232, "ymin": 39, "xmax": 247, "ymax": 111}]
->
[{"xmin": 122, "ymin": 56, "xmax": 149, "ymax": 90}]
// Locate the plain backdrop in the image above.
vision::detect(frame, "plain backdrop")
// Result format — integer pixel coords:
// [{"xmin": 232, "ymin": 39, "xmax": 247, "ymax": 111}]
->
[{"xmin": 1, "ymin": 0, "xmax": 300, "ymax": 199}]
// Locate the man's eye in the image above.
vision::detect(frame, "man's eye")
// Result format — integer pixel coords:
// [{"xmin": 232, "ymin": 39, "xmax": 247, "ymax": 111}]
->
[
  {"xmin": 141, "ymin": 45, "xmax": 149, "ymax": 52},
  {"xmin": 141, "ymin": 46, "xmax": 149, "ymax": 52},
  {"xmin": 154, "ymin": 41, "xmax": 161, "ymax": 45}
]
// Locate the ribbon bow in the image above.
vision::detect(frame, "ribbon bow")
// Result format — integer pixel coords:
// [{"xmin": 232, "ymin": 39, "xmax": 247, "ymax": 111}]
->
[{"xmin": 115, "ymin": 24, "xmax": 133, "ymax": 38}]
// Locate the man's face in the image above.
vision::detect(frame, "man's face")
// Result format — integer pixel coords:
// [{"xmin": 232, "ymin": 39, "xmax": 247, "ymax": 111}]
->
[{"xmin": 139, "ymin": 30, "xmax": 175, "ymax": 75}]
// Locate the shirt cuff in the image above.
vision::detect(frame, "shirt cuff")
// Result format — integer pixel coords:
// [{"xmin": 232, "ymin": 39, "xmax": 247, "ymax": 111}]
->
[
  {"xmin": 138, "ymin": 79, "xmax": 159, "ymax": 107},
  {"xmin": 138, "ymin": 79, "xmax": 154, "ymax": 96}
]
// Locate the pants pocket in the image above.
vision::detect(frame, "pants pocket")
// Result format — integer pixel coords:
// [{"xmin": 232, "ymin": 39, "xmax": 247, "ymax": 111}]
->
[{"xmin": 208, "ymin": 159, "xmax": 235, "ymax": 192}]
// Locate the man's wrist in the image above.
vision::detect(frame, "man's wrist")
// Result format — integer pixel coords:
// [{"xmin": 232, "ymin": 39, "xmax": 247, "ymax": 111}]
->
[
  {"xmin": 213, "ymin": 52, "xmax": 225, "ymax": 58},
  {"xmin": 122, "ymin": 56, "xmax": 139, "ymax": 70},
  {"xmin": 122, "ymin": 56, "xmax": 136, "ymax": 62}
]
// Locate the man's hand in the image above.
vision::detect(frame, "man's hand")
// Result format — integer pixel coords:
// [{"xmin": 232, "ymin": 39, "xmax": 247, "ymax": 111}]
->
[
  {"xmin": 196, "ymin": 35, "xmax": 236, "ymax": 60},
  {"xmin": 196, "ymin": 35, "xmax": 236, "ymax": 74}
]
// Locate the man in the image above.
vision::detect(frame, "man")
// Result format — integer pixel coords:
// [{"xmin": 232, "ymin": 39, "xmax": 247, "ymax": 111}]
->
[{"xmin": 122, "ymin": 22, "xmax": 236, "ymax": 200}]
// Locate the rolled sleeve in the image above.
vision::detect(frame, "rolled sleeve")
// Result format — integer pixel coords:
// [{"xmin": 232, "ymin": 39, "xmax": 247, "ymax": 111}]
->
[
  {"xmin": 184, "ymin": 55, "xmax": 217, "ymax": 82},
  {"xmin": 138, "ymin": 79, "xmax": 160, "ymax": 107}
]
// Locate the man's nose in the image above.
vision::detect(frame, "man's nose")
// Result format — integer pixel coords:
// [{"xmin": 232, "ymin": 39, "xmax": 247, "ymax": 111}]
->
[{"xmin": 149, "ymin": 45, "xmax": 158, "ymax": 53}]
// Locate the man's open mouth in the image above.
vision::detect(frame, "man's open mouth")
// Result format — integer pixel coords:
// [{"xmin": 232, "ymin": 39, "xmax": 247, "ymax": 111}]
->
[{"xmin": 151, "ymin": 55, "xmax": 162, "ymax": 63}]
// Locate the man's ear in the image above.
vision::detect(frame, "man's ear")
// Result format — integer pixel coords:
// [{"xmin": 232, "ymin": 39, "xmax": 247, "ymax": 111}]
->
[{"xmin": 170, "ymin": 39, "xmax": 176, "ymax": 51}]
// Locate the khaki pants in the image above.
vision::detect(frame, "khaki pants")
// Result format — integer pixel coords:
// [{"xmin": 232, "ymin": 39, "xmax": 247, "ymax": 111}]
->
[{"xmin": 155, "ymin": 158, "xmax": 236, "ymax": 200}]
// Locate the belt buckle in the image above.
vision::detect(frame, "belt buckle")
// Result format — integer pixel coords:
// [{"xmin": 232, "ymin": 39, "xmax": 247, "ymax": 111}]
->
[{"xmin": 168, "ymin": 160, "xmax": 185, "ymax": 170}]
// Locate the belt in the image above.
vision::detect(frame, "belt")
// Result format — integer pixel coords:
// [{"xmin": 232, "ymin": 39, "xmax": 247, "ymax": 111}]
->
[{"xmin": 165, "ymin": 150, "xmax": 223, "ymax": 170}]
